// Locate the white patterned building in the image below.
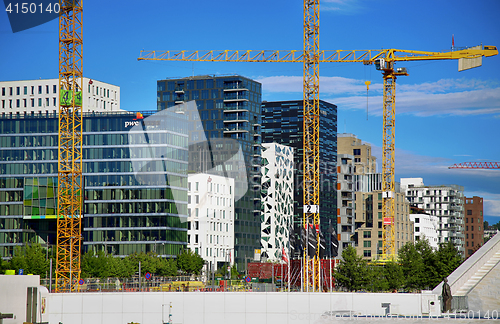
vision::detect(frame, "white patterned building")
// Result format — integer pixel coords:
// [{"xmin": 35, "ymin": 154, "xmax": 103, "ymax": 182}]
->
[
  {"xmin": 260, "ymin": 143, "xmax": 294, "ymax": 262},
  {"xmin": 187, "ymin": 173, "xmax": 234, "ymax": 271}
]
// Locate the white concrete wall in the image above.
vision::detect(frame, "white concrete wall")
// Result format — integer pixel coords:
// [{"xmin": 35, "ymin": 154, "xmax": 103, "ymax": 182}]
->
[
  {"xmin": 48, "ymin": 291, "xmax": 439, "ymax": 324},
  {"xmin": 0, "ymin": 275, "xmax": 49, "ymax": 324}
]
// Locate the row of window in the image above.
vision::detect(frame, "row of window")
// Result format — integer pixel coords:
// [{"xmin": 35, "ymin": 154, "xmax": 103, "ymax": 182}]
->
[
  {"xmin": 85, "ymin": 201, "xmax": 187, "ymax": 215},
  {"xmin": 1, "ymin": 97, "xmax": 57, "ymax": 109},
  {"xmin": 1, "ymin": 85, "xmax": 57, "ymax": 96},
  {"xmin": 83, "ymin": 215, "xmax": 187, "ymax": 230},
  {"xmin": 0, "ymin": 114, "xmax": 189, "ymax": 135}
]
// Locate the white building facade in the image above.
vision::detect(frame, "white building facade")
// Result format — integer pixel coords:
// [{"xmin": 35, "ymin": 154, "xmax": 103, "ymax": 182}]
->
[
  {"xmin": 260, "ymin": 143, "xmax": 294, "ymax": 262},
  {"xmin": 0, "ymin": 78, "xmax": 121, "ymax": 115},
  {"xmin": 187, "ymin": 173, "xmax": 234, "ymax": 271},
  {"xmin": 409, "ymin": 213, "xmax": 439, "ymax": 249},
  {"xmin": 401, "ymin": 178, "xmax": 465, "ymax": 256}
]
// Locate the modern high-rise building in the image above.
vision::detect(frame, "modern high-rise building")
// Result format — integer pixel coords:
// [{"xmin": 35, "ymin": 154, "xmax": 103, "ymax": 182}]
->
[
  {"xmin": 0, "ymin": 110, "xmax": 189, "ymax": 258},
  {"xmin": 0, "ymin": 78, "xmax": 121, "ymax": 115},
  {"xmin": 260, "ymin": 143, "xmax": 294, "ymax": 262},
  {"xmin": 156, "ymin": 75, "xmax": 262, "ymax": 268},
  {"xmin": 464, "ymin": 196, "xmax": 484, "ymax": 258},
  {"xmin": 261, "ymin": 100, "xmax": 338, "ymax": 257},
  {"xmin": 187, "ymin": 173, "xmax": 234, "ymax": 270},
  {"xmin": 401, "ymin": 178, "xmax": 465, "ymax": 257}
]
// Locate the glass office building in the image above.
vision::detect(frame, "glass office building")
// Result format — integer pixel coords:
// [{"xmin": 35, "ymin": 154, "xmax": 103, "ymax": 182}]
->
[
  {"xmin": 0, "ymin": 111, "xmax": 188, "ymax": 258},
  {"xmin": 156, "ymin": 75, "xmax": 262, "ymax": 268},
  {"xmin": 261, "ymin": 100, "xmax": 338, "ymax": 257}
]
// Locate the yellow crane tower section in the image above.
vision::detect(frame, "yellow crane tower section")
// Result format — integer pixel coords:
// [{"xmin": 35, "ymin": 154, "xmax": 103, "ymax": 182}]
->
[
  {"xmin": 139, "ymin": 45, "xmax": 497, "ymax": 263},
  {"xmin": 56, "ymin": 0, "xmax": 84, "ymax": 293}
]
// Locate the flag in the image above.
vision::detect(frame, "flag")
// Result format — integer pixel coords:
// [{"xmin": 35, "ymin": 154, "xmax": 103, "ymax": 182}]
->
[
  {"xmin": 307, "ymin": 224, "xmax": 317, "ymax": 257},
  {"xmin": 452, "ymin": 34, "xmax": 455, "ymax": 48},
  {"xmin": 319, "ymin": 230, "xmax": 326, "ymax": 259},
  {"xmin": 299, "ymin": 225, "xmax": 306, "ymax": 254},
  {"xmin": 289, "ymin": 224, "xmax": 296, "ymax": 255},
  {"xmin": 328, "ymin": 222, "xmax": 339, "ymax": 257},
  {"xmin": 282, "ymin": 247, "xmax": 289, "ymax": 263}
]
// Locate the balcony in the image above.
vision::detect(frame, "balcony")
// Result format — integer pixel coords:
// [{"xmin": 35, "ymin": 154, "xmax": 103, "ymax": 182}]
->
[
  {"xmin": 223, "ymin": 81, "xmax": 248, "ymax": 91},
  {"xmin": 223, "ymin": 91, "xmax": 249, "ymax": 102}
]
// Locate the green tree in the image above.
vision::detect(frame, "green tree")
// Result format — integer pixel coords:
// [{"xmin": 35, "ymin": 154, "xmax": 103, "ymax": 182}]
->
[
  {"xmin": 157, "ymin": 258, "xmax": 177, "ymax": 276},
  {"xmin": 384, "ymin": 261, "xmax": 404, "ymax": 291},
  {"xmin": 8, "ymin": 244, "xmax": 49, "ymax": 277},
  {"xmin": 125, "ymin": 252, "xmax": 161, "ymax": 276},
  {"xmin": 333, "ymin": 246, "xmax": 371, "ymax": 291},
  {"xmin": 177, "ymin": 249, "xmax": 204, "ymax": 275},
  {"xmin": 435, "ymin": 241, "xmax": 462, "ymax": 283},
  {"xmin": 398, "ymin": 241, "xmax": 426, "ymax": 291},
  {"xmin": 81, "ymin": 250, "xmax": 110, "ymax": 278}
]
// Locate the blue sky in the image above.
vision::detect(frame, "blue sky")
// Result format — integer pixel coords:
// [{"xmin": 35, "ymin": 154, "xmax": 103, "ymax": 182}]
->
[{"xmin": 1, "ymin": 0, "xmax": 499, "ymax": 223}]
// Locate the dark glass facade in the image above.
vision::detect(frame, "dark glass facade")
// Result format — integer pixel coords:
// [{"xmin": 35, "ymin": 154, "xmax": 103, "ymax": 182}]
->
[
  {"xmin": 0, "ymin": 111, "xmax": 188, "ymax": 258},
  {"xmin": 157, "ymin": 75, "xmax": 262, "ymax": 268},
  {"xmin": 261, "ymin": 100, "xmax": 338, "ymax": 257}
]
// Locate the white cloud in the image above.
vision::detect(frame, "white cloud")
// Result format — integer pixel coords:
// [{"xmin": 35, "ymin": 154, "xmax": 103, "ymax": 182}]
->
[
  {"xmin": 257, "ymin": 75, "xmax": 500, "ymax": 117},
  {"xmin": 321, "ymin": 0, "xmax": 364, "ymax": 14}
]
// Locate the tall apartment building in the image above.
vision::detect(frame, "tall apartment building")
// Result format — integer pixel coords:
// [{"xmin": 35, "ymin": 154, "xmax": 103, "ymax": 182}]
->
[
  {"xmin": 336, "ymin": 154, "xmax": 355, "ymax": 256},
  {"xmin": 156, "ymin": 75, "xmax": 262, "ymax": 268},
  {"xmin": 0, "ymin": 78, "xmax": 121, "ymax": 115},
  {"xmin": 187, "ymin": 174, "xmax": 234, "ymax": 270},
  {"xmin": 464, "ymin": 196, "xmax": 484, "ymax": 258},
  {"xmin": 260, "ymin": 143, "xmax": 294, "ymax": 262},
  {"xmin": 0, "ymin": 110, "xmax": 189, "ymax": 258},
  {"xmin": 355, "ymin": 191, "xmax": 413, "ymax": 259},
  {"xmin": 338, "ymin": 133, "xmax": 413, "ymax": 260},
  {"xmin": 261, "ymin": 100, "xmax": 337, "ymax": 257},
  {"xmin": 401, "ymin": 178, "xmax": 465, "ymax": 257}
]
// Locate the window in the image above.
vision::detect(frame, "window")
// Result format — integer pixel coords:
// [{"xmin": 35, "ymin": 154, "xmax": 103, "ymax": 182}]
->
[
  {"xmin": 195, "ymin": 182, "xmax": 199, "ymax": 191},
  {"xmin": 46, "ymin": 98, "xmax": 49, "ymax": 107},
  {"xmin": 466, "ymin": 218, "xmax": 468, "ymax": 223},
  {"xmin": 415, "ymin": 227, "xmax": 420, "ymax": 232},
  {"xmin": 1, "ymin": 87, "xmax": 4, "ymax": 96},
  {"xmin": 31, "ymin": 99, "xmax": 34, "ymax": 107},
  {"xmin": 195, "ymin": 195, "xmax": 199, "ymax": 204},
  {"xmin": 363, "ymin": 250, "xmax": 371, "ymax": 257},
  {"xmin": 471, "ymin": 226, "xmax": 474, "ymax": 231},
  {"xmin": 415, "ymin": 218, "xmax": 420, "ymax": 223},
  {"xmin": 479, "ymin": 226, "xmax": 481, "ymax": 231},
  {"xmin": 363, "ymin": 231, "xmax": 371, "ymax": 238},
  {"xmin": 46, "ymin": 85, "xmax": 49, "ymax": 94},
  {"xmin": 24, "ymin": 86, "xmax": 27, "ymax": 95},
  {"xmin": 378, "ymin": 231, "xmax": 382, "ymax": 238},
  {"xmin": 363, "ymin": 241, "xmax": 371, "ymax": 247},
  {"xmin": 16, "ymin": 99, "xmax": 20, "ymax": 107},
  {"xmin": 466, "ymin": 226, "xmax": 468, "ymax": 231},
  {"xmin": 31, "ymin": 86, "xmax": 34, "ymax": 95},
  {"xmin": 9, "ymin": 87, "xmax": 13, "ymax": 95},
  {"xmin": 53, "ymin": 85, "xmax": 57, "ymax": 93},
  {"xmin": 467, "ymin": 210, "xmax": 472, "ymax": 215},
  {"xmin": 16, "ymin": 87, "xmax": 20, "ymax": 95},
  {"xmin": 38, "ymin": 98, "xmax": 42, "ymax": 107},
  {"xmin": 353, "ymin": 149, "xmax": 361, "ymax": 155},
  {"xmin": 38, "ymin": 86, "xmax": 42, "ymax": 94},
  {"xmin": 53, "ymin": 97, "xmax": 56, "ymax": 106}
]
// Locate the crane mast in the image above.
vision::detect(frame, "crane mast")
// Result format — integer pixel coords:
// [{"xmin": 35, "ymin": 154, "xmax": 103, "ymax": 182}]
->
[
  {"xmin": 302, "ymin": 0, "xmax": 321, "ymax": 292},
  {"xmin": 56, "ymin": 0, "xmax": 84, "ymax": 292}
]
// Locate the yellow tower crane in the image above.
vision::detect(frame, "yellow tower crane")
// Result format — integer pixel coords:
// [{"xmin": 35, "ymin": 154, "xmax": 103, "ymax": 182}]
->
[
  {"xmin": 56, "ymin": 0, "xmax": 84, "ymax": 292},
  {"xmin": 139, "ymin": 45, "xmax": 498, "ymax": 266}
]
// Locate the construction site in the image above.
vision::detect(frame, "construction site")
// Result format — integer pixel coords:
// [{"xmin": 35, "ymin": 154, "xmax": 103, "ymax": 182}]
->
[{"xmin": 1, "ymin": 0, "xmax": 500, "ymax": 323}]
